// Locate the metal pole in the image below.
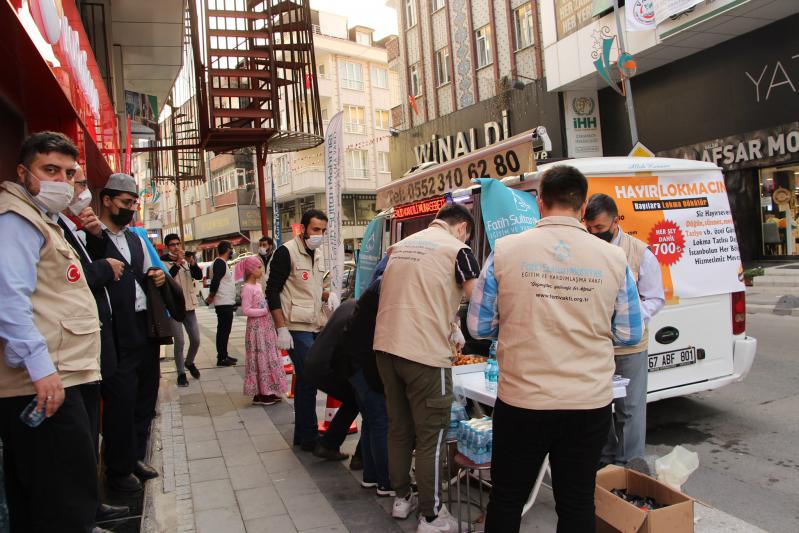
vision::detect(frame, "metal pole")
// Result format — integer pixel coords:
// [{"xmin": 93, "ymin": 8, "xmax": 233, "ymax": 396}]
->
[
  {"xmin": 613, "ymin": 0, "xmax": 639, "ymax": 146},
  {"xmin": 170, "ymin": 108, "xmax": 185, "ymax": 243},
  {"xmin": 256, "ymin": 144, "xmax": 269, "ymax": 237}
]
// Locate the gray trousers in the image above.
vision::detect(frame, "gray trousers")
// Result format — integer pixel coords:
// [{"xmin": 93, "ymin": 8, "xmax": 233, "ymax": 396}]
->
[
  {"xmin": 602, "ymin": 349, "xmax": 648, "ymax": 465},
  {"xmin": 172, "ymin": 310, "xmax": 200, "ymax": 374}
]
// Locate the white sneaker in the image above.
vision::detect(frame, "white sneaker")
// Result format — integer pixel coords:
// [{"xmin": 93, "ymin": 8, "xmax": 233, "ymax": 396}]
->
[
  {"xmin": 415, "ymin": 505, "xmax": 469, "ymax": 532},
  {"xmin": 392, "ymin": 491, "xmax": 418, "ymax": 520}
]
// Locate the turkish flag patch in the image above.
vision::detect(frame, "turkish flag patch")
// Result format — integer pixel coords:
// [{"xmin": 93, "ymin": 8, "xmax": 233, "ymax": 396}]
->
[
  {"xmin": 301, "ymin": 271, "xmax": 310, "ymax": 281},
  {"xmin": 66, "ymin": 263, "xmax": 81, "ymax": 283}
]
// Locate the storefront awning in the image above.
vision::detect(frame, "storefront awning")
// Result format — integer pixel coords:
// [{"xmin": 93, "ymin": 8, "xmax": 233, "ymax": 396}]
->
[{"xmin": 197, "ymin": 236, "xmax": 249, "ymax": 250}]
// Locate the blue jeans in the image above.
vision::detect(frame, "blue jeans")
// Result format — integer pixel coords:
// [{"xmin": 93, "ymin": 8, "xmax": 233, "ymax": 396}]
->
[
  {"xmin": 349, "ymin": 370, "xmax": 390, "ymax": 488},
  {"xmin": 602, "ymin": 350, "xmax": 648, "ymax": 465},
  {"xmin": 289, "ymin": 331, "xmax": 318, "ymax": 445}
]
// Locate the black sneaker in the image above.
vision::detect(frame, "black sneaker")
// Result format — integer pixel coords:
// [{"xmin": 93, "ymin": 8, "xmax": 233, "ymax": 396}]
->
[
  {"xmin": 226, "ymin": 356, "xmax": 238, "ymax": 363},
  {"xmin": 376, "ymin": 485, "xmax": 396, "ymax": 497},
  {"xmin": 217, "ymin": 357, "xmax": 235, "ymax": 367},
  {"xmin": 185, "ymin": 363, "xmax": 201, "ymax": 379},
  {"xmin": 313, "ymin": 443, "xmax": 349, "ymax": 461},
  {"xmin": 177, "ymin": 373, "xmax": 189, "ymax": 387}
]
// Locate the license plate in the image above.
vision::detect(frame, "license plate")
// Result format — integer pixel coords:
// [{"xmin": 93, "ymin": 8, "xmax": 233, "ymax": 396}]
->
[{"xmin": 648, "ymin": 347, "xmax": 696, "ymax": 372}]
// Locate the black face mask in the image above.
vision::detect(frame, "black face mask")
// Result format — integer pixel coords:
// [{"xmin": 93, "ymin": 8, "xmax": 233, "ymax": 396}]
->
[
  {"xmin": 110, "ymin": 207, "xmax": 135, "ymax": 227},
  {"xmin": 593, "ymin": 226, "xmax": 615, "ymax": 243}
]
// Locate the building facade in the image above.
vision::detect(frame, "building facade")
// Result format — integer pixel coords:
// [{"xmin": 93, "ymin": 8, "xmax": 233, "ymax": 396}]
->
[
  {"xmin": 264, "ymin": 11, "xmax": 401, "ymax": 254},
  {"xmin": 540, "ymin": 0, "xmax": 799, "ymax": 261},
  {"xmin": 385, "ymin": 0, "xmax": 565, "ymax": 182}
]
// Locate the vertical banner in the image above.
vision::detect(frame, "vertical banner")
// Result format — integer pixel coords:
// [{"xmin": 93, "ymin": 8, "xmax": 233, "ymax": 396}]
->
[
  {"xmin": 271, "ymin": 161, "xmax": 282, "ymax": 247},
  {"xmin": 476, "ymin": 178, "xmax": 540, "ymax": 249},
  {"xmin": 564, "ymin": 91, "xmax": 603, "ymax": 158},
  {"xmin": 324, "ymin": 111, "xmax": 345, "ymax": 298},
  {"xmin": 587, "ymin": 170, "xmax": 745, "ymax": 300},
  {"xmin": 354, "ymin": 214, "xmax": 386, "ymax": 299},
  {"xmin": 124, "ymin": 115, "xmax": 132, "ymax": 174}
]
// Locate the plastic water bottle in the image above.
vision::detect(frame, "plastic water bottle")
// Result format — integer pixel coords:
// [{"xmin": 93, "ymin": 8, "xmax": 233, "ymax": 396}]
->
[{"xmin": 486, "ymin": 359, "xmax": 498, "ymax": 392}]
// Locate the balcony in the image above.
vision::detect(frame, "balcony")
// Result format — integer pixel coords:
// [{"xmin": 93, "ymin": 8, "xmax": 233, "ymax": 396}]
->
[
  {"xmin": 347, "ymin": 168, "xmax": 369, "ymax": 178},
  {"xmin": 341, "ymin": 78, "xmax": 364, "ymax": 91}
]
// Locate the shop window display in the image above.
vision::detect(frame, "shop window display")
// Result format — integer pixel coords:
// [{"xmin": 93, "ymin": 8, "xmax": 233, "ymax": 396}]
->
[{"xmin": 759, "ymin": 164, "xmax": 799, "ymax": 256}]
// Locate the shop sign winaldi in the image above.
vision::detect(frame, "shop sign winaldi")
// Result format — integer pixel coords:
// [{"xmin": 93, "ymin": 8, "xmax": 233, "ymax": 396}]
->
[
  {"xmin": 394, "ymin": 197, "xmax": 447, "ymax": 220},
  {"xmin": 21, "ymin": 0, "xmax": 119, "ymax": 167}
]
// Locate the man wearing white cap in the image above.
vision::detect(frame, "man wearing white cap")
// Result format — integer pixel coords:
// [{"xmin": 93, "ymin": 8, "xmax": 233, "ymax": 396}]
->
[{"xmin": 85, "ymin": 172, "xmax": 165, "ymax": 494}]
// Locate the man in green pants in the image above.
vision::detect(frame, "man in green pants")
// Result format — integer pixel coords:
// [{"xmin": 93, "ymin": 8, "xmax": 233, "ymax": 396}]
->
[{"xmin": 374, "ymin": 204, "xmax": 479, "ymax": 533}]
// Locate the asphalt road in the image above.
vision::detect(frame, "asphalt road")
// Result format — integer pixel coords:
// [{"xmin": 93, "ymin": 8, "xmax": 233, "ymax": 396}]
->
[{"xmin": 645, "ymin": 313, "xmax": 799, "ymax": 533}]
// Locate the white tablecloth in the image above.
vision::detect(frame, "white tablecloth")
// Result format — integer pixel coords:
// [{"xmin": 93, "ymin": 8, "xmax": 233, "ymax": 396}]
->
[{"xmin": 453, "ymin": 371, "xmax": 628, "ymax": 407}]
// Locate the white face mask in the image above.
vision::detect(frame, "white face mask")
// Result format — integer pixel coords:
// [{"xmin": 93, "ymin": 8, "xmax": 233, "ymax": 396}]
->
[
  {"xmin": 36, "ymin": 181, "xmax": 74, "ymax": 214},
  {"xmin": 68, "ymin": 188, "xmax": 92, "ymax": 215},
  {"xmin": 259, "ymin": 246, "xmax": 269, "ymax": 255},
  {"xmin": 305, "ymin": 234, "xmax": 323, "ymax": 250}
]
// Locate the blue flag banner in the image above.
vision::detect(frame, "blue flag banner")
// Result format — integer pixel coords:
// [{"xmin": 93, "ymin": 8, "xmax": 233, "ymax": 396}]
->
[
  {"xmin": 476, "ymin": 178, "xmax": 540, "ymax": 249},
  {"xmin": 354, "ymin": 214, "xmax": 386, "ymax": 299},
  {"xmin": 130, "ymin": 226, "xmax": 170, "ymax": 273}
]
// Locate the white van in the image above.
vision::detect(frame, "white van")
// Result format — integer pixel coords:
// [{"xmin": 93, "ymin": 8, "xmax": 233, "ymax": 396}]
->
[{"xmin": 377, "ymin": 156, "xmax": 757, "ymax": 402}]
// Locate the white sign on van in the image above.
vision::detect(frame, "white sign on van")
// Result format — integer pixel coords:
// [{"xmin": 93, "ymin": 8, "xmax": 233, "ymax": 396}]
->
[{"xmin": 564, "ymin": 91, "xmax": 603, "ymax": 158}]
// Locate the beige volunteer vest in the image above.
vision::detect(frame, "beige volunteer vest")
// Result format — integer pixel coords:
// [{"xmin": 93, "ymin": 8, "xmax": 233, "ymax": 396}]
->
[
  {"xmin": 493, "ymin": 216, "xmax": 628, "ymax": 410},
  {"xmin": 0, "ymin": 182, "xmax": 101, "ymax": 397},
  {"xmin": 166, "ymin": 260, "xmax": 198, "ymax": 311},
  {"xmin": 280, "ymin": 236, "xmax": 326, "ymax": 332},
  {"xmin": 374, "ymin": 220, "xmax": 467, "ymax": 368},
  {"xmin": 615, "ymin": 228, "xmax": 650, "ymax": 356}
]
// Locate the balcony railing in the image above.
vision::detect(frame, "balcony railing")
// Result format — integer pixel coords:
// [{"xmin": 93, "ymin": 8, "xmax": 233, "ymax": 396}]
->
[
  {"xmin": 347, "ymin": 168, "xmax": 368, "ymax": 178},
  {"xmin": 341, "ymin": 78, "xmax": 364, "ymax": 91}
]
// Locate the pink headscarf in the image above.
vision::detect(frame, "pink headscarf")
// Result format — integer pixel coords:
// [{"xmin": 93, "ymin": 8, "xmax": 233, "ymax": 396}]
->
[{"xmin": 242, "ymin": 256, "xmax": 263, "ymax": 278}]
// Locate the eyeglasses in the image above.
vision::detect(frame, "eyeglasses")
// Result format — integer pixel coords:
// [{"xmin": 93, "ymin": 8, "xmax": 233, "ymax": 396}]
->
[{"xmin": 114, "ymin": 198, "xmax": 139, "ymax": 208}]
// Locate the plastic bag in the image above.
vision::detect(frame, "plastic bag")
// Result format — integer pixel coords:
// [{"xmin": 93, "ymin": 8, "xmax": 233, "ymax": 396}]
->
[
  {"xmin": 655, "ymin": 445, "xmax": 699, "ymax": 490},
  {"xmin": 448, "ymin": 385, "xmax": 468, "ymax": 440}
]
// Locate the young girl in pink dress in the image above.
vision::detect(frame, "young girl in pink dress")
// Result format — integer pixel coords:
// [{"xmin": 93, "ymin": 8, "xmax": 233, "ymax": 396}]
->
[{"xmin": 240, "ymin": 256, "xmax": 288, "ymax": 405}]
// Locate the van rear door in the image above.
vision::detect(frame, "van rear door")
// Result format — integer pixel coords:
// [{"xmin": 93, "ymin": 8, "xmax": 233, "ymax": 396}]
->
[{"xmin": 646, "ymin": 294, "xmax": 733, "ymax": 393}]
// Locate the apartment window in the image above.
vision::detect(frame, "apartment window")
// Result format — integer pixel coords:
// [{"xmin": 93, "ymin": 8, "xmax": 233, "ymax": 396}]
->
[
  {"xmin": 318, "ymin": 63, "xmax": 326, "ymax": 78},
  {"xmin": 405, "ymin": 0, "xmax": 417, "ymax": 27},
  {"xmin": 378, "ymin": 151, "xmax": 390, "ymax": 173},
  {"xmin": 475, "ymin": 25, "xmax": 493, "ymax": 69},
  {"xmin": 435, "ymin": 47, "xmax": 450, "ymax": 86},
  {"xmin": 275, "ymin": 157, "xmax": 290, "ymax": 186},
  {"xmin": 409, "ymin": 63, "xmax": 421, "ymax": 97},
  {"xmin": 513, "ymin": 3, "xmax": 534, "ymax": 51},
  {"xmin": 340, "ymin": 60, "xmax": 364, "ymax": 91},
  {"xmin": 344, "ymin": 105, "xmax": 366, "ymax": 134},
  {"xmin": 372, "ymin": 67, "xmax": 389, "ymax": 89},
  {"xmin": 431, "ymin": 0, "xmax": 445, "ymax": 12},
  {"xmin": 321, "ymin": 108, "xmax": 329, "ymax": 121},
  {"xmin": 375, "ymin": 109, "xmax": 390, "ymax": 130},
  {"xmin": 346, "ymin": 150, "xmax": 368, "ymax": 178},
  {"xmin": 356, "ymin": 31, "xmax": 371, "ymax": 46}
]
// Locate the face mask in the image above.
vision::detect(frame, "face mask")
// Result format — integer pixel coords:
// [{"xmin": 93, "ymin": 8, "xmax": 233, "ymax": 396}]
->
[
  {"xmin": 110, "ymin": 207, "xmax": 135, "ymax": 227},
  {"xmin": 68, "ymin": 189, "xmax": 92, "ymax": 215},
  {"xmin": 230, "ymin": 251, "xmax": 237, "ymax": 260},
  {"xmin": 305, "ymin": 234, "xmax": 323, "ymax": 250},
  {"xmin": 259, "ymin": 246, "xmax": 269, "ymax": 256},
  {"xmin": 36, "ymin": 181, "xmax": 74, "ymax": 214},
  {"xmin": 593, "ymin": 226, "xmax": 615, "ymax": 243}
]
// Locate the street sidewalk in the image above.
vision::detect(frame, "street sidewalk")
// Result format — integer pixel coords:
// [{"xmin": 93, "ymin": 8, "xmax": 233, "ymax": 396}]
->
[{"xmin": 141, "ymin": 306, "xmax": 767, "ymax": 533}]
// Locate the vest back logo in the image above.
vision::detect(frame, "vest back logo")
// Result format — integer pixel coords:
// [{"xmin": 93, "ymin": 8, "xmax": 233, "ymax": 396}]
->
[{"xmin": 66, "ymin": 263, "xmax": 81, "ymax": 283}]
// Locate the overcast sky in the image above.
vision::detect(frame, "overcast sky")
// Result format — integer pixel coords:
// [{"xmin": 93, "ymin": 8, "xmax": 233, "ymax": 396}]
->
[{"xmin": 309, "ymin": 0, "xmax": 399, "ymax": 39}]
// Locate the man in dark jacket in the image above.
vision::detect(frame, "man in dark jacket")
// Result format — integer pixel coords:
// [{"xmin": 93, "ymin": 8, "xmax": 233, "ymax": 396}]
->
[
  {"xmin": 58, "ymin": 170, "xmax": 129, "ymax": 522},
  {"xmin": 85, "ymin": 173, "xmax": 165, "ymax": 493}
]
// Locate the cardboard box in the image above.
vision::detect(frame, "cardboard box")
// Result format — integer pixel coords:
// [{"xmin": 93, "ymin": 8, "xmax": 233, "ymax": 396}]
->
[{"xmin": 595, "ymin": 465, "xmax": 694, "ymax": 533}]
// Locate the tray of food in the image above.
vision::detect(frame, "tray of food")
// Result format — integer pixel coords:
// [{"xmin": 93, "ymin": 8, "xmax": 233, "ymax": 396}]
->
[{"xmin": 452, "ymin": 354, "xmax": 487, "ymax": 375}]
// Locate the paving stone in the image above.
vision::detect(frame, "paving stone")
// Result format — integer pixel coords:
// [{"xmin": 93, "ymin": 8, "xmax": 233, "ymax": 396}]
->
[
  {"xmin": 272, "ymin": 470, "xmax": 320, "ymax": 499},
  {"xmin": 191, "ymin": 479, "xmax": 237, "ymax": 511},
  {"xmin": 260, "ymin": 449, "xmax": 303, "ymax": 474},
  {"xmin": 217, "ymin": 428, "xmax": 252, "ymax": 446},
  {"xmin": 250, "ymin": 433, "xmax": 289, "ymax": 453},
  {"xmin": 285, "ymin": 493, "xmax": 341, "ymax": 531},
  {"xmin": 188, "ymin": 457, "xmax": 229, "ymax": 483},
  {"xmin": 183, "ymin": 415, "xmax": 213, "ymax": 429},
  {"xmin": 236, "ymin": 486, "xmax": 287, "ymax": 520},
  {"xmin": 223, "ymin": 442, "xmax": 262, "ymax": 467},
  {"xmin": 229, "ymin": 463, "xmax": 272, "ymax": 491},
  {"xmin": 181, "ymin": 403, "xmax": 210, "ymax": 416},
  {"xmin": 186, "ymin": 439, "xmax": 222, "ymax": 461},
  {"xmin": 245, "ymin": 514, "xmax": 297, "ymax": 533},
  {"xmin": 299, "ymin": 525, "xmax": 349, "ymax": 533},
  {"xmin": 213, "ymin": 415, "xmax": 245, "ymax": 432},
  {"xmin": 195, "ymin": 507, "xmax": 245, "ymax": 533},
  {"xmin": 183, "ymin": 425, "xmax": 218, "ymax": 443}
]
